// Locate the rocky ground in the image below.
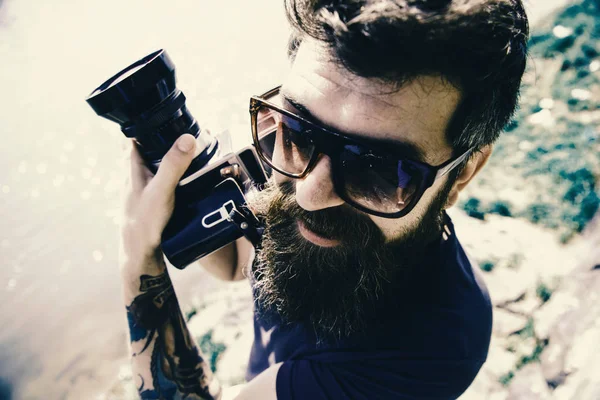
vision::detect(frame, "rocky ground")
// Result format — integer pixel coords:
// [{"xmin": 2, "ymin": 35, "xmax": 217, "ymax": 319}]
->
[
  {"xmin": 451, "ymin": 209, "xmax": 599, "ymax": 400},
  {"xmin": 451, "ymin": 1, "xmax": 600, "ymax": 398},
  {"xmin": 102, "ymin": 1, "xmax": 600, "ymax": 399}
]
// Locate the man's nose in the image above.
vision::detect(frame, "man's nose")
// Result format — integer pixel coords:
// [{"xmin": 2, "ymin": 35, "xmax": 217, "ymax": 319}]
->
[{"xmin": 294, "ymin": 154, "xmax": 345, "ymax": 211}]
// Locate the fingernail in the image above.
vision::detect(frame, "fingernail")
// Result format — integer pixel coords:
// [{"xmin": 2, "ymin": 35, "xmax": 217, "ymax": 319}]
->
[{"xmin": 177, "ymin": 135, "xmax": 195, "ymax": 153}]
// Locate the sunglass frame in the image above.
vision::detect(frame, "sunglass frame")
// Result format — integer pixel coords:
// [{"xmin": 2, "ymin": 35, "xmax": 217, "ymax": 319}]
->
[{"xmin": 250, "ymin": 86, "xmax": 473, "ymax": 219}]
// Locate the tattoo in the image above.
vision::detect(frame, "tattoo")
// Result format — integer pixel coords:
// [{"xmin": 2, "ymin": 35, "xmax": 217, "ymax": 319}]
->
[{"xmin": 126, "ymin": 272, "xmax": 221, "ymax": 400}]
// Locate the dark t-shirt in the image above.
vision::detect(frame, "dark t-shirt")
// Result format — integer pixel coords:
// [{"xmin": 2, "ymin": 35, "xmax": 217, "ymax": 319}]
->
[{"xmin": 246, "ymin": 215, "xmax": 492, "ymax": 400}]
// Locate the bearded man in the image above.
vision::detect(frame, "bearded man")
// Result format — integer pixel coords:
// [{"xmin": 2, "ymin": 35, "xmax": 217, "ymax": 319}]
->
[{"xmin": 120, "ymin": 0, "xmax": 529, "ymax": 399}]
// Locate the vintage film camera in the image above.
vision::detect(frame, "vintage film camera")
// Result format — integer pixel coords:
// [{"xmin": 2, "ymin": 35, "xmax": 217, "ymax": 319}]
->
[{"xmin": 86, "ymin": 50, "xmax": 267, "ymax": 269}]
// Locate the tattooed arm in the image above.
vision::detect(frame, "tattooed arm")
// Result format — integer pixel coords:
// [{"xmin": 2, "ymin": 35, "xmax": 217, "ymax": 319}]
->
[
  {"xmin": 121, "ymin": 135, "xmax": 223, "ymax": 399},
  {"xmin": 122, "ymin": 255, "xmax": 221, "ymax": 399},
  {"xmin": 121, "ymin": 135, "xmax": 278, "ymax": 399}
]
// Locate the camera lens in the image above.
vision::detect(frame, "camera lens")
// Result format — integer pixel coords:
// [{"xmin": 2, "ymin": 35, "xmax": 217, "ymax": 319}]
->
[{"xmin": 86, "ymin": 49, "xmax": 218, "ymax": 176}]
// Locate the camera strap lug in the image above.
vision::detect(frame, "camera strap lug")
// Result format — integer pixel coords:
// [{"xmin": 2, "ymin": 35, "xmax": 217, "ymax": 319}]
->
[
  {"xmin": 227, "ymin": 208, "xmax": 263, "ymax": 247},
  {"xmin": 200, "ymin": 197, "xmax": 263, "ymax": 247}
]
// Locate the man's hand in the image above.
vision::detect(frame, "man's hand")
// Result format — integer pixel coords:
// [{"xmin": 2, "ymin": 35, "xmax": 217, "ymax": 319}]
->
[
  {"xmin": 120, "ymin": 134, "xmax": 197, "ymax": 266},
  {"xmin": 118, "ymin": 134, "xmax": 225, "ymax": 399}
]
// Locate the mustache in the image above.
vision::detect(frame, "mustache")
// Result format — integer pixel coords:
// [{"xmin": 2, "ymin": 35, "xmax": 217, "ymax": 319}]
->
[
  {"xmin": 248, "ymin": 181, "xmax": 385, "ymax": 247},
  {"xmin": 248, "ymin": 176, "xmax": 450, "ymax": 341}
]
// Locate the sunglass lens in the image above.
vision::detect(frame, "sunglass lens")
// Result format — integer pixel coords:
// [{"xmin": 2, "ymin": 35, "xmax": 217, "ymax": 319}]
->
[
  {"xmin": 255, "ymin": 106, "xmax": 316, "ymax": 175},
  {"xmin": 339, "ymin": 145, "xmax": 422, "ymax": 214}
]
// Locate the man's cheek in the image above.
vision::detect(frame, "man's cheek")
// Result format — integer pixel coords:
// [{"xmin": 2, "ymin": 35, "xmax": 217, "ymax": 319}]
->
[
  {"xmin": 371, "ymin": 211, "xmax": 421, "ymax": 243},
  {"xmin": 273, "ymin": 170, "xmax": 290, "ymax": 186},
  {"xmin": 367, "ymin": 213, "xmax": 399, "ymax": 242}
]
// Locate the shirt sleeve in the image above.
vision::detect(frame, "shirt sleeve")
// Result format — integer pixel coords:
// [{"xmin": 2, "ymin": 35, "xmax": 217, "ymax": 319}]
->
[{"xmin": 276, "ymin": 357, "xmax": 484, "ymax": 400}]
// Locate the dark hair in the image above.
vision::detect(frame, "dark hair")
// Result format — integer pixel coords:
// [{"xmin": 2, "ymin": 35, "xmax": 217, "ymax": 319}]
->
[{"xmin": 284, "ymin": 0, "xmax": 529, "ymax": 153}]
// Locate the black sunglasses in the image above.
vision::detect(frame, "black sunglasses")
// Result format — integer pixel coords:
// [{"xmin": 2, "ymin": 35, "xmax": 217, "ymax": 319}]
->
[{"xmin": 250, "ymin": 86, "xmax": 473, "ymax": 218}]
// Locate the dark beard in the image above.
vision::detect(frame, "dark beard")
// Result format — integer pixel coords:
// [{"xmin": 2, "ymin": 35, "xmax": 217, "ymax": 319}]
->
[{"xmin": 247, "ymin": 179, "xmax": 452, "ymax": 342}]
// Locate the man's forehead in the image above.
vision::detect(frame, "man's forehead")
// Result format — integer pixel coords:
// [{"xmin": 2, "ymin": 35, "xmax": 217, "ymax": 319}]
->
[{"xmin": 281, "ymin": 40, "xmax": 460, "ymax": 164}]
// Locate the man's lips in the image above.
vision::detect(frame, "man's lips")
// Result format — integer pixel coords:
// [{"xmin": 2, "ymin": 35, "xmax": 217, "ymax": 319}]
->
[{"xmin": 296, "ymin": 220, "xmax": 341, "ymax": 248}]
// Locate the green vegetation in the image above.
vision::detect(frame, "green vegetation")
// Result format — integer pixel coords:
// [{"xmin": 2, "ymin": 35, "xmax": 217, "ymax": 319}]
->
[
  {"xmin": 498, "ymin": 318, "xmax": 549, "ymax": 387},
  {"xmin": 463, "ymin": 197, "xmax": 486, "ymax": 220},
  {"xmin": 499, "ymin": 371, "xmax": 515, "ymax": 387},
  {"xmin": 462, "ymin": 0, "xmax": 600, "ymax": 240},
  {"xmin": 517, "ymin": 318, "xmax": 536, "ymax": 340},
  {"xmin": 479, "ymin": 259, "xmax": 496, "ymax": 272},
  {"xmin": 185, "ymin": 308, "xmax": 198, "ymax": 322},
  {"xmin": 489, "ymin": 201, "xmax": 513, "ymax": 217},
  {"xmin": 515, "ymin": 340, "xmax": 549, "ymax": 371},
  {"xmin": 198, "ymin": 330, "xmax": 227, "ymax": 373},
  {"xmin": 462, "ymin": 197, "xmax": 515, "ymax": 220},
  {"xmin": 535, "ymin": 282, "xmax": 553, "ymax": 304}
]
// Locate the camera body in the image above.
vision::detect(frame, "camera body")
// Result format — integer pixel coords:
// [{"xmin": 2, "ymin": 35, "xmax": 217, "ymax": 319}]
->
[
  {"xmin": 86, "ymin": 49, "xmax": 267, "ymax": 269},
  {"xmin": 161, "ymin": 144, "xmax": 267, "ymax": 268}
]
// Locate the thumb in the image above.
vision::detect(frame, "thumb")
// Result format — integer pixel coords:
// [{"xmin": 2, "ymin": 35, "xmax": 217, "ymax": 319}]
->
[{"xmin": 148, "ymin": 134, "xmax": 197, "ymax": 195}]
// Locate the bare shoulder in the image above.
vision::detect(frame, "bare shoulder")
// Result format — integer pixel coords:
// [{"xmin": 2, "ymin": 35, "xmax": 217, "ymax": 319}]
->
[
  {"xmin": 198, "ymin": 237, "xmax": 254, "ymax": 281},
  {"xmin": 231, "ymin": 237, "xmax": 255, "ymax": 281},
  {"xmin": 222, "ymin": 363, "xmax": 282, "ymax": 400}
]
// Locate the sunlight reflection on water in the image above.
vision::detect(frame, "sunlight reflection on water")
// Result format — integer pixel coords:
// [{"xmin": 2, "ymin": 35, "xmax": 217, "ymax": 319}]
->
[{"xmin": 0, "ymin": 0, "xmax": 288, "ymax": 398}]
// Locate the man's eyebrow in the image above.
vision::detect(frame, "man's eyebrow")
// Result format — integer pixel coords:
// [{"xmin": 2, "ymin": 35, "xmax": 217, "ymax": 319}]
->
[
  {"xmin": 279, "ymin": 90, "xmax": 427, "ymax": 162},
  {"xmin": 280, "ymin": 91, "xmax": 316, "ymax": 121}
]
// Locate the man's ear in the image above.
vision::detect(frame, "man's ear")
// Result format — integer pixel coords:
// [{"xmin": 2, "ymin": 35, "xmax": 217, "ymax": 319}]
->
[{"xmin": 445, "ymin": 145, "xmax": 493, "ymax": 209}]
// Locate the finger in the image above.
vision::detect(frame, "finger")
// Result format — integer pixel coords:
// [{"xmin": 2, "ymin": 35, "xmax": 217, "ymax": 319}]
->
[{"xmin": 147, "ymin": 134, "xmax": 196, "ymax": 196}]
